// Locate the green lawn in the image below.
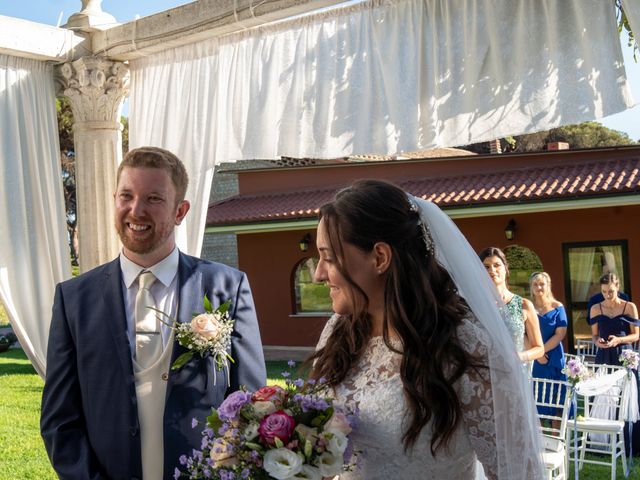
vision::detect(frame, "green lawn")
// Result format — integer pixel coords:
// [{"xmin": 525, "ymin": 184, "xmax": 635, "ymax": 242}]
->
[{"xmin": 1, "ymin": 349, "xmax": 638, "ymax": 479}]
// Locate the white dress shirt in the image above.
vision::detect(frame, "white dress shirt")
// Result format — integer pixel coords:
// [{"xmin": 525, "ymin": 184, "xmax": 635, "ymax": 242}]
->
[{"xmin": 119, "ymin": 247, "xmax": 180, "ymax": 354}]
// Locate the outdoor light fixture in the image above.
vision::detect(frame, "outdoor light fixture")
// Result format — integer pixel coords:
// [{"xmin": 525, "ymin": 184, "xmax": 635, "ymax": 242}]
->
[
  {"xmin": 299, "ymin": 233, "xmax": 312, "ymax": 252},
  {"xmin": 504, "ymin": 219, "xmax": 516, "ymax": 241}
]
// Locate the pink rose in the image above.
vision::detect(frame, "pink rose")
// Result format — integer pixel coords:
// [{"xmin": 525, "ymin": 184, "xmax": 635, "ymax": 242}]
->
[
  {"xmin": 191, "ymin": 313, "xmax": 222, "ymax": 340},
  {"xmin": 252, "ymin": 385, "xmax": 286, "ymax": 405},
  {"xmin": 258, "ymin": 410, "xmax": 296, "ymax": 446},
  {"xmin": 324, "ymin": 411, "xmax": 352, "ymax": 435}
]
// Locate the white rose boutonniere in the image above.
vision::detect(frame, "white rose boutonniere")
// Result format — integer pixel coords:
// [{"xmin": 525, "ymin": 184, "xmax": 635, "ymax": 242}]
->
[{"xmin": 152, "ymin": 294, "xmax": 234, "ymax": 386}]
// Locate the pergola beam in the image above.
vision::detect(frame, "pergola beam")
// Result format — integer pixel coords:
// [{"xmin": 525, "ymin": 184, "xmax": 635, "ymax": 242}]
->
[
  {"xmin": 92, "ymin": 0, "xmax": 351, "ymax": 61},
  {"xmin": 0, "ymin": 15, "xmax": 89, "ymax": 63}
]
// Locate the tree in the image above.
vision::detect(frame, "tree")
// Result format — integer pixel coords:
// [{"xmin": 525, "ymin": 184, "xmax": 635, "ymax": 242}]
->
[
  {"xmin": 462, "ymin": 121, "xmax": 636, "ymax": 154},
  {"xmin": 56, "ymin": 98, "xmax": 129, "ymax": 266}
]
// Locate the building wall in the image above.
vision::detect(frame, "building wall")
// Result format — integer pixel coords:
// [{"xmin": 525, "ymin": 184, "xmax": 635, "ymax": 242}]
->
[{"xmin": 238, "ymin": 204, "xmax": 640, "ymax": 348}]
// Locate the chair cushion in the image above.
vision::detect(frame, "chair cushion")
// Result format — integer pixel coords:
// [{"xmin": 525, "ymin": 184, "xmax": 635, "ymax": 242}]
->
[
  {"xmin": 574, "ymin": 418, "xmax": 625, "ymax": 432},
  {"xmin": 542, "ymin": 449, "xmax": 565, "ymax": 468},
  {"xmin": 542, "ymin": 435, "xmax": 564, "ymax": 453}
]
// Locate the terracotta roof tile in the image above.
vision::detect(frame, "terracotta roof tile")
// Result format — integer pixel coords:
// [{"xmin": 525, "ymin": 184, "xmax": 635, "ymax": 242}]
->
[{"xmin": 207, "ymin": 157, "xmax": 640, "ymax": 226}]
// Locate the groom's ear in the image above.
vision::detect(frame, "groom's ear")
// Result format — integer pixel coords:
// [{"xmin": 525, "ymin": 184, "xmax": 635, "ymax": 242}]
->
[{"xmin": 372, "ymin": 242, "xmax": 392, "ymax": 274}]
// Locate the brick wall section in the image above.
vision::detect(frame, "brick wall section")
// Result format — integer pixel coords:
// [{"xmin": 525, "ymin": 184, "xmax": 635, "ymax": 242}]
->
[
  {"xmin": 203, "ymin": 160, "xmax": 276, "ymax": 267},
  {"xmin": 201, "ymin": 232, "xmax": 239, "ymax": 268}
]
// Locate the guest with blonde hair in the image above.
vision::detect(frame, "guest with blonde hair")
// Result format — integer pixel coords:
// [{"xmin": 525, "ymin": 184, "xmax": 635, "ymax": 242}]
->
[{"xmin": 529, "ymin": 272, "xmax": 568, "ymax": 417}]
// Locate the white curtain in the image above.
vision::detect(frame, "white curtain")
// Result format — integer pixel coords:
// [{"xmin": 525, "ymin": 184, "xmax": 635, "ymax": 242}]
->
[
  {"xmin": 0, "ymin": 55, "xmax": 71, "ymax": 377},
  {"xmin": 129, "ymin": 0, "xmax": 633, "ymax": 256}
]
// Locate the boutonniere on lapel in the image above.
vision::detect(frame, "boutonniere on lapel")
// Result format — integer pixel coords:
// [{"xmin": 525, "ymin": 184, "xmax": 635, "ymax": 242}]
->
[{"xmin": 153, "ymin": 295, "xmax": 235, "ymax": 386}]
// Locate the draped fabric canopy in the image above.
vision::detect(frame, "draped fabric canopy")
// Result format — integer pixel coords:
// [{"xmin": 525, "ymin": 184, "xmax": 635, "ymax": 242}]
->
[
  {"xmin": 0, "ymin": 54, "xmax": 71, "ymax": 377},
  {"xmin": 0, "ymin": 0, "xmax": 638, "ymax": 375},
  {"xmin": 129, "ymin": 0, "xmax": 634, "ymax": 257}
]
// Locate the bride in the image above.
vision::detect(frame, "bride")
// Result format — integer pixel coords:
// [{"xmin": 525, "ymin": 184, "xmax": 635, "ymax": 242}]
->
[{"xmin": 309, "ymin": 180, "xmax": 544, "ymax": 479}]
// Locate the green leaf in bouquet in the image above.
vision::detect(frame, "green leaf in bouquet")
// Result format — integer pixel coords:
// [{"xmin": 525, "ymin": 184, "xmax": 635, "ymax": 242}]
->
[
  {"xmin": 217, "ymin": 300, "xmax": 232, "ymax": 315},
  {"xmin": 207, "ymin": 409, "xmax": 223, "ymax": 431},
  {"xmin": 172, "ymin": 351, "xmax": 194, "ymax": 370},
  {"xmin": 244, "ymin": 441, "xmax": 265, "ymax": 453},
  {"xmin": 310, "ymin": 407, "xmax": 333, "ymax": 428},
  {"xmin": 203, "ymin": 294, "xmax": 213, "ymax": 313},
  {"xmin": 304, "ymin": 439, "xmax": 313, "ymax": 460},
  {"xmin": 274, "ymin": 437, "xmax": 285, "ymax": 449}
]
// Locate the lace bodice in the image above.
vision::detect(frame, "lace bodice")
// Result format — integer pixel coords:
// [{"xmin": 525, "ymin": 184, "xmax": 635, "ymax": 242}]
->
[{"xmin": 316, "ymin": 315, "xmax": 499, "ymax": 479}]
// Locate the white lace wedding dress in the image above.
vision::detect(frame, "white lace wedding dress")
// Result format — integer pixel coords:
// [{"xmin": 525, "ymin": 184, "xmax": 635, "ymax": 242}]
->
[{"xmin": 317, "ymin": 314, "xmax": 504, "ymax": 480}]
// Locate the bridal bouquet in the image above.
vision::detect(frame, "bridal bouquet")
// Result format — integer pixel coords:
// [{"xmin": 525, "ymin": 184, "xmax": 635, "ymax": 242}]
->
[
  {"xmin": 175, "ymin": 364, "xmax": 357, "ymax": 480},
  {"xmin": 154, "ymin": 295, "xmax": 234, "ymax": 385},
  {"xmin": 562, "ymin": 357, "xmax": 591, "ymax": 387},
  {"xmin": 619, "ymin": 350, "xmax": 640, "ymax": 371}
]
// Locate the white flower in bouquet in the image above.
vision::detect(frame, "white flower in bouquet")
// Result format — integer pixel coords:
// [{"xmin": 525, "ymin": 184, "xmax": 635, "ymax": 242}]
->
[
  {"xmin": 252, "ymin": 400, "xmax": 277, "ymax": 416},
  {"xmin": 290, "ymin": 464, "xmax": 322, "ymax": 480},
  {"xmin": 243, "ymin": 422, "xmax": 259, "ymax": 441},
  {"xmin": 324, "ymin": 411, "xmax": 353, "ymax": 435},
  {"xmin": 317, "ymin": 451, "xmax": 344, "ymax": 477},
  {"xmin": 324, "ymin": 429, "xmax": 348, "ymax": 455},
  {"xmin": 263, "ymin": 448, "xmax": 303, "ymax": 479}
]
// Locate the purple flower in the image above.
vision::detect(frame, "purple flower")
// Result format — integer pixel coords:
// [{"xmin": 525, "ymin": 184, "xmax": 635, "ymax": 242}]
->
[
  {"xmin": 288, "ymin": 360, "xmax": 296, "ymax": 367},
  {"xmin": 174, "ymin": 467, "xmax": 181, "ymax": 479},
  {"xmin": 293, "ymin": 378, "xmax": 305, "ymax": 388},
  {"xmin": 191, "ymin": 418, "xmax": 199, "ymax": 429},
  {"xmin": 281, "ymin": 371, "xmax": 291, "ymax": 378},
  {"xmin": 218, "ymin": 390, "xmax": 252, "ymax": 420},
  {"xmin": 294, "ymin": 393, "xmax": 330, "ymax": 412},
  {"xmin": 241, "ymin": 468, "xmax": 251, "ymax": 479},
  {"xmin": 179, "ymin": 455, "xmax": 188, "ymax": 466}
]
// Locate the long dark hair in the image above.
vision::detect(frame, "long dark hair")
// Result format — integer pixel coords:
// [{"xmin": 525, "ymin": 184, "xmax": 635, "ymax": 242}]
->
[{"xmin": 309, "ymin": 180, "xmax": 481, "ymax": 454}]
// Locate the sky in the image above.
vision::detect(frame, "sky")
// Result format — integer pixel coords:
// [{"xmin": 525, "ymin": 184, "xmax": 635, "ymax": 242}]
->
[{"xmin": 2, "ymin": 0, "xmax": 640, "ymax": 140}]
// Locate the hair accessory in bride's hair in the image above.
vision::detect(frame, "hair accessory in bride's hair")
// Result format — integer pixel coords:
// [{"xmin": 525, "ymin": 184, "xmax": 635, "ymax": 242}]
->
[{"xmin": 407, "ymin": 195, "xmax": 435, "ymax": 257}]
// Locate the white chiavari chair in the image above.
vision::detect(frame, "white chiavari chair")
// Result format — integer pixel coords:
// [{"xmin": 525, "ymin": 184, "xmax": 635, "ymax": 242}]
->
[
  {"xmin": 566, "ymin": 363, "xmax": 629, "ymax": 480},
  {"xmin": 574, "ymin": 338, "xmax": 598, "ymax": 364},
  {"xmin": 532, "ymin": 377, "xmax": 572, "ymax": 480}
]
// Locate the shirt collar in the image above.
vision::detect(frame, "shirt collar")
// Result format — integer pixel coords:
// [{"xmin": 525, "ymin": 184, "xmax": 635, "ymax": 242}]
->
[{"xmin": 120, "ymin": 247, "xmax": 180, "ymax": 288}]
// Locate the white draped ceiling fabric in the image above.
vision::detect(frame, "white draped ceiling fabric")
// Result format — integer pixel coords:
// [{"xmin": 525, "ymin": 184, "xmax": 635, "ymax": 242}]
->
[
  {"xmin": 0, "ymin": 55, "xmax": 71, "ymax": 377},
  {"xmin": 129, "ymin": 0, "xmax": 633, "ymax": 257}
]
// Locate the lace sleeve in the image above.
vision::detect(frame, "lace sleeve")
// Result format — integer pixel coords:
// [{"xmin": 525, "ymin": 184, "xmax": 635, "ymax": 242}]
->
[
  {"xmin": 456, "ymin": 318, "xmax": 499, "ymax": 480},
  {"xmin": 315, "ymin": 314, "xmax": 340, "ymax": 352},
  {"xmin": 457, "ymin": 316, "xmax": 544, "ymax": 480}
]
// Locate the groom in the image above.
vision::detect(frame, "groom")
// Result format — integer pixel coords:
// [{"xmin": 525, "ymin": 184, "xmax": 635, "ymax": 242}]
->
[{"xmin": 41, "ymin": 146, "xmax": 266, "ymax": 479}]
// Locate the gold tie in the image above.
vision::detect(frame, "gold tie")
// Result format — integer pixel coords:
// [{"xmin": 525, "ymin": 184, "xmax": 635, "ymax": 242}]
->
[{"xmin": 135, "ymin": 271, "xmax": 161, "ymax": 368}]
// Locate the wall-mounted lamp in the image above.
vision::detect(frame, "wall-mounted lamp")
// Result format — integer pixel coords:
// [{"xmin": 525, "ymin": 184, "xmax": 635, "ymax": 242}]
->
[
  {"xmin": 299, "ymin": 233, "xmax": 312, "ymax": 252},
  {"xmin": 504, "ymin": 219, "xmax": 516, "ymax": 241}
]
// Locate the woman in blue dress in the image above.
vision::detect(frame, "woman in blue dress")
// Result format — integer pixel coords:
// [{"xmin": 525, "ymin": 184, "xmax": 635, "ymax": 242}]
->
[
  {"xmin": 589, "ymin": 273, "xmax": 639, "ymax": 365},
  {"xmin": 530, "ymin": 272, "xmax": 568, "ymax": 417}
]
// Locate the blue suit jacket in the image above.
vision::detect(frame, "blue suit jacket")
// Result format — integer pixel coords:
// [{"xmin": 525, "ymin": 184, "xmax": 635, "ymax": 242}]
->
[{"xmin": 41, "ymin": 252, "xmax": 266, "ymax": 479}]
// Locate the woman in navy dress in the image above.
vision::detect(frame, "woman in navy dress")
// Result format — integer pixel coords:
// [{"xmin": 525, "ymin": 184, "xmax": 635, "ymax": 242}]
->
[
  {"xmin": 589, "ymin": 272, "xmax": 640, "ymax": 454},
  {"xmin": 589, "ymin": 273, "xmax": 639, "ymax": 365},
  {"xmin": 530, "ymin": 272, "xmax": 568, "ymax": 417}
]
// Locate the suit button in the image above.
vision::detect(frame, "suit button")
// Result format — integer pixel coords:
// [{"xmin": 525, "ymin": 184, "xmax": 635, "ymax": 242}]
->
[
  {"xmin": 161, "ymin": 372, "xmax": 169, "ymax": 381},
  {"xmin": 129, "ymin": 426, "xmax": 138, "ymax": 436}
]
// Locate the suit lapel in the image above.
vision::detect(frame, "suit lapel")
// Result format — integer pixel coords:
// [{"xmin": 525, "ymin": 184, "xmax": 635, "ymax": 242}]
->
[{"xmin": 103, "ymin": 258, "xmax": 137, "ymax": 405}]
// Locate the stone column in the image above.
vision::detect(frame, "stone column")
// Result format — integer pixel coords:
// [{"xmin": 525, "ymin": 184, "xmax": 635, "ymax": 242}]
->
[{"xmin": 55, "ymin": 57, "xmax": 129, "ymax": 272}]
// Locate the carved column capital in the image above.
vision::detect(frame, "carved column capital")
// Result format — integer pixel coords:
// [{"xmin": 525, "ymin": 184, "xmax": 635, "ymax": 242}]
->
[{"xmin": 55, "ymin": 57, "xmax": 129, "ymax": 126}]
